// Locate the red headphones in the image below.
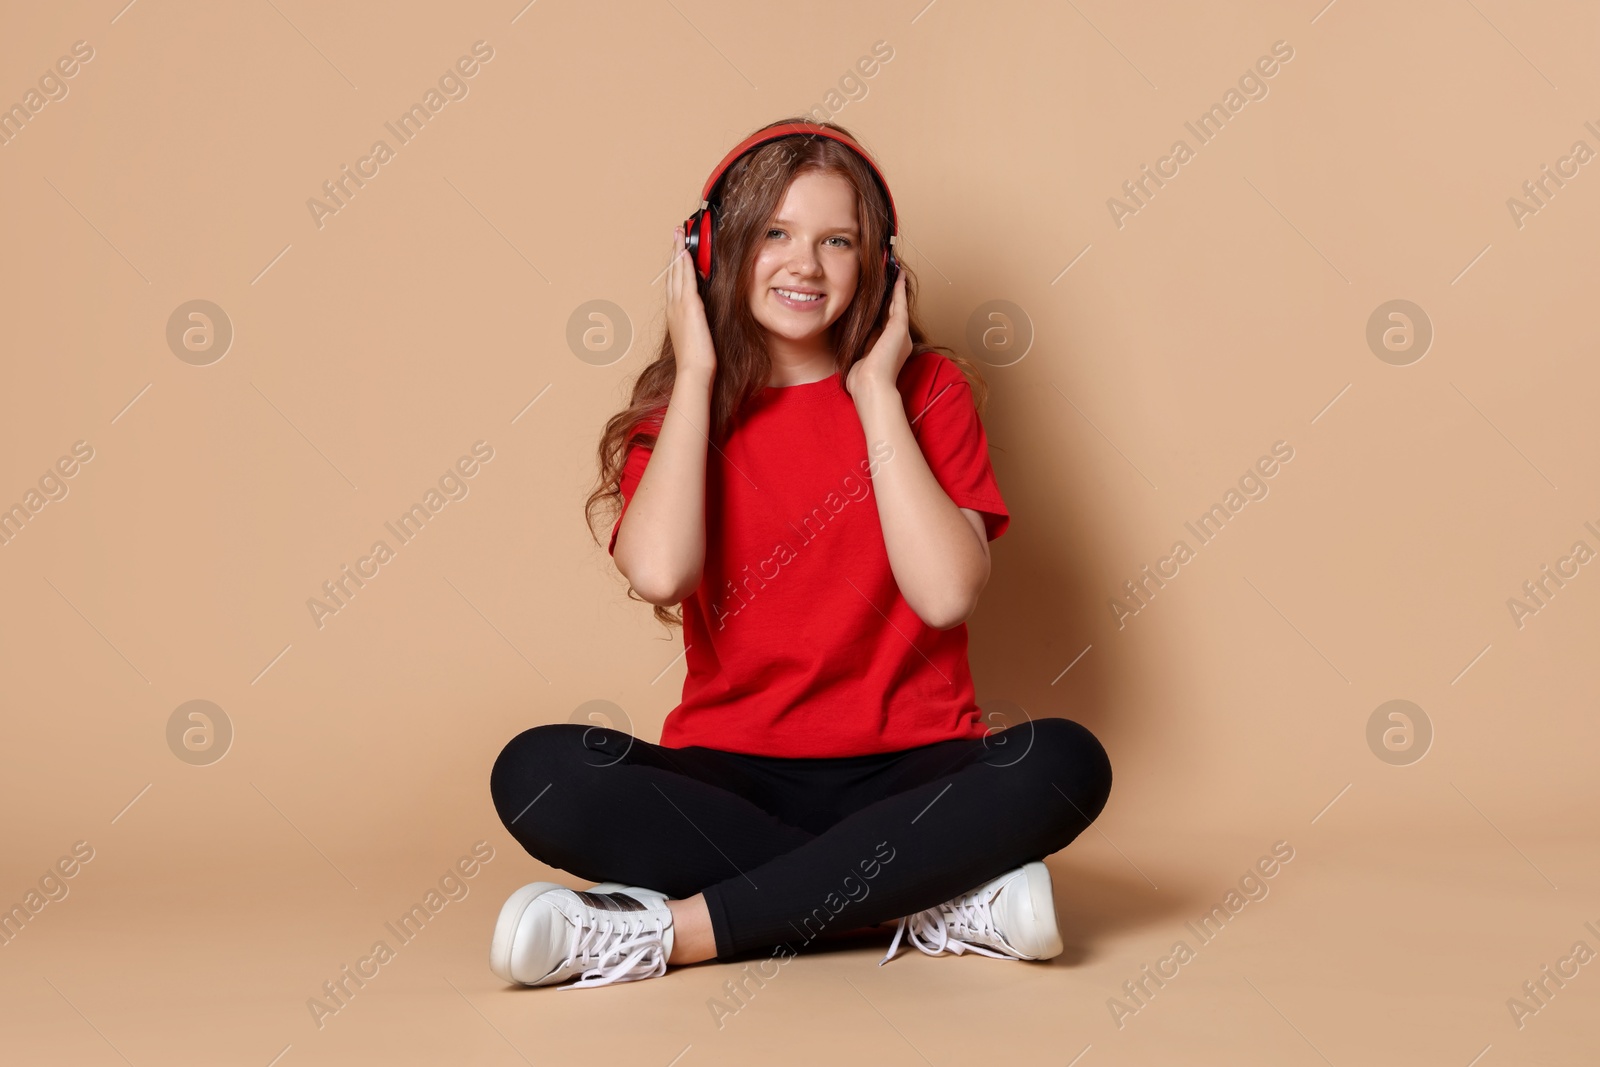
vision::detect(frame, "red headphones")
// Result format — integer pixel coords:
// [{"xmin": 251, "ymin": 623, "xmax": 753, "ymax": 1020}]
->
[{"xmin": 682, "ymin": 121, "xmax": 900, "ymax": 296}]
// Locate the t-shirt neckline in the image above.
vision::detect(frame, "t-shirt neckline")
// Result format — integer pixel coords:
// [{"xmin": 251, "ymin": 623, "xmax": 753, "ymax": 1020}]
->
[{"xmin": 761, "ymin": 370, "xmax": 844, "ymax": 405}]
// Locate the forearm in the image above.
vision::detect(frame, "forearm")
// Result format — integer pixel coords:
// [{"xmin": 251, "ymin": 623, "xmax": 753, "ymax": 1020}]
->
[
  {"xmin": 613, "ymin": 368, "xmax": 713, "ymax": 604},
  {"xmin": 852, "ymin": 377, "xmax": 989, "ymax": 628}
]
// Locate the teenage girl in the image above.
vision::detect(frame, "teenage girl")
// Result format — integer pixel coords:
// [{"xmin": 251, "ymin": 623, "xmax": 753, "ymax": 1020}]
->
[{"xmin": 487, "ymin": 118, "xmax": 1112, "ymax": 990}]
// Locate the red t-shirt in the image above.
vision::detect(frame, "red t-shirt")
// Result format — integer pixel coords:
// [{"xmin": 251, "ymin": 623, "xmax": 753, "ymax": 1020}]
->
[{"xmin": 609, "ymin": 349, "xmax": 1009, "ymax": 758}]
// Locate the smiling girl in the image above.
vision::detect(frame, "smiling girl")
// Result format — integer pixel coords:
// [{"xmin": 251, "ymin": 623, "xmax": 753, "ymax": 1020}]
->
[{"xmin": 488, "ymin": 118, "xmax": 1113, "ymax": 989}]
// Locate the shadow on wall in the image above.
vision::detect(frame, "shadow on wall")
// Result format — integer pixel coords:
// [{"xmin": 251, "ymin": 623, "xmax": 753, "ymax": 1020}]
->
[{"xmin": 964, "ymin": 363, "xmax": 1128, "ymax": 797}]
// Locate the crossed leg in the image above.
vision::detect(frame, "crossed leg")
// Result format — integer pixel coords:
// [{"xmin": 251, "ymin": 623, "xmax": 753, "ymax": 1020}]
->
[{"xmin": 489, "ymin": 717, "xmax": 1112, "ymax": 963}]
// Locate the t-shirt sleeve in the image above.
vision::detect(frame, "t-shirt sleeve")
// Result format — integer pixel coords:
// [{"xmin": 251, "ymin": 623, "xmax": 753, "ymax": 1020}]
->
[
  {"xmin": 607, "ymin": 413, "xmax": 664, "ymax": 556},
  {"xmin": 905, "ymin": 352, "xmax": 1010, "ymax": 541}
]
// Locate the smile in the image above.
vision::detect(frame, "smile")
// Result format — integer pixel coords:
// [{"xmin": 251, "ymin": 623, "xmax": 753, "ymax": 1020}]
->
[{"xmin": 773, "ymin": 287, "xmax": 824, "ymax": 309}]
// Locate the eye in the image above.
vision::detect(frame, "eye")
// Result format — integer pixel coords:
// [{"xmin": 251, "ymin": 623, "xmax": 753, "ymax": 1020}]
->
[{"xmin": 765, "ymin": 228, "xmax": 853, "ymax": 247}]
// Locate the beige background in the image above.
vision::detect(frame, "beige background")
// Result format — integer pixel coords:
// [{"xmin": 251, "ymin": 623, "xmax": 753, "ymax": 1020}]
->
[{"xmin": 2, "ymin": 1, "xmax": 1597, "ymax": 1064}]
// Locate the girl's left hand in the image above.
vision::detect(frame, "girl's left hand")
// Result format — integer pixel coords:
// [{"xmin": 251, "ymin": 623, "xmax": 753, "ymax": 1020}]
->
[{"xmin": 846, "ymin": 272, "xmax": 911, "ymax": 400}]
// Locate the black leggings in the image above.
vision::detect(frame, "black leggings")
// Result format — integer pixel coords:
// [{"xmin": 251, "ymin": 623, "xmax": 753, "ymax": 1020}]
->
[{"xmin": 488, "ymin": 717, "xmax": 1112, "ymax": 961}]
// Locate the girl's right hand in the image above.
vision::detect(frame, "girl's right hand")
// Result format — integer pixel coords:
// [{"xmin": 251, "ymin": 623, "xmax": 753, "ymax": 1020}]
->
[{"xmin": 666, "ymin": 224, "xmax": 717, "ymax": 381}]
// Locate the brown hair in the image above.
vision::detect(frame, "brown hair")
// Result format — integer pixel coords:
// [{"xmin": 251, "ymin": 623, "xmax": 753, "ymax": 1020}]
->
[{"xmin": 585, "ymin": 116, "xmax": 990, "ymax": 627}]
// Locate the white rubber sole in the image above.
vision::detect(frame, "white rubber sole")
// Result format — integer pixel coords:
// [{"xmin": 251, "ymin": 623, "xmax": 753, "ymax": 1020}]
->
[
  {"xmin": 489, "ymin": 881, "xmax": 568, "ymax": 984},
  {"xmin": 1018, "ymin": 861, "xmax": 1064, "ymax": 960}
]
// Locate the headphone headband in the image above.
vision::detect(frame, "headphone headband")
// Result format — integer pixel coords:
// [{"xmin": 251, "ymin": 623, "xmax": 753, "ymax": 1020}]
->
[{"xmin": 696, "ymin": 121, "xmax": 899, "ymax": 241}]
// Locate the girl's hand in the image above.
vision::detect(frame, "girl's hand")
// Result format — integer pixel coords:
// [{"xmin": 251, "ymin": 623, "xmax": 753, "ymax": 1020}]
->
[
  {"xmin": 846, "ymin": 272, "xmax": 911, "ymax": 400},
  {"xmin": 666, "ymin": 224, "xmax": 717, "ymax": 381}
]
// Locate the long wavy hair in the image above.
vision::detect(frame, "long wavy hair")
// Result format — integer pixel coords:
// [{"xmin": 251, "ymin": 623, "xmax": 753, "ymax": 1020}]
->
[{"xmin": 585, "ymin": 117, "xmax": 991, "ymax": 627}]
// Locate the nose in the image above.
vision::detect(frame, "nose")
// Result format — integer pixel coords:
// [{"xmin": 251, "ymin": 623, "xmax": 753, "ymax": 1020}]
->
[{"xmin": 785, "ymin": 241, "xmax": 822, "ymax": 278}]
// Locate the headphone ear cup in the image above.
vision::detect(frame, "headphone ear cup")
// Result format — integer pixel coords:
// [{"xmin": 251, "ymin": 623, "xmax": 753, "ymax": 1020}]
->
[
  {"xmin": 877, "ymin": 248, "xmax": 900, "ymax": 318},
  {"xmin": 685, "ymin": 210, "xmax": 713, "ymax": 281}
]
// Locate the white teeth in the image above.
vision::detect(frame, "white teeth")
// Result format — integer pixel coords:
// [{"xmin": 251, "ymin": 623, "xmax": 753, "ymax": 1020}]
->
[{"xmin": 775, "ymin": 288, "xmax": 822, "ymax": 302}]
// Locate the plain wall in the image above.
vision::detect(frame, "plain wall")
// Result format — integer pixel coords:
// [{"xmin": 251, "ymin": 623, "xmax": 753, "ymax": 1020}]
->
[{"xmin": 2, "ymin": 0, "xmax": 1595, "ymax": 890}]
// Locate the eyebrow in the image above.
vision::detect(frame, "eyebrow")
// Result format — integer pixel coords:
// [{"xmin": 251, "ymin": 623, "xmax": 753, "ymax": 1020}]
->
[{"xmin": 771, "ymin": 216, "xmax": 860, "ymax": 235}]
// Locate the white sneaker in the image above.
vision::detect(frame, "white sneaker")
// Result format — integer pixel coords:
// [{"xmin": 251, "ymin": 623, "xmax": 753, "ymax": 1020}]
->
[
  {"xmin": 880, "ymin": 861, "xmax": 1063, "ymax": 965},
  {"xmin": 490, "ymin": 882, "xmax": 675, "ymax": 989}
]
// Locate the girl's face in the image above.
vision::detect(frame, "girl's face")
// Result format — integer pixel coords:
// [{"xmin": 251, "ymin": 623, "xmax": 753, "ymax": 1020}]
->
[{"xmin": 746, "ymin": 169, "xmax": 861, "ymax": 356}]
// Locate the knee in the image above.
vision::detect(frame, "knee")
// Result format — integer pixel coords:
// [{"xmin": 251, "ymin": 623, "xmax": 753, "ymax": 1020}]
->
[
  {"xmin": 1020, "ymin": 717, "xmax": 1113, "ymax": 825},
  {"xmin": 489, "ymin": 722, "xmax": 640, "ymax": 825},
  {"xmin": 488, "ymin": 723, "xmax": 587, "ymax": 822}
]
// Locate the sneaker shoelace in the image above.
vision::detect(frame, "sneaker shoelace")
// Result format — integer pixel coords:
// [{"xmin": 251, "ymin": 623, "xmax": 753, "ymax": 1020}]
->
[
  {"xmin": 555, "ymin": 901, "xmax": 670, "ymax": 990},
  {"xmin": 880, "ymin": 885, "xmax": 1017, "ymax": 966}
]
